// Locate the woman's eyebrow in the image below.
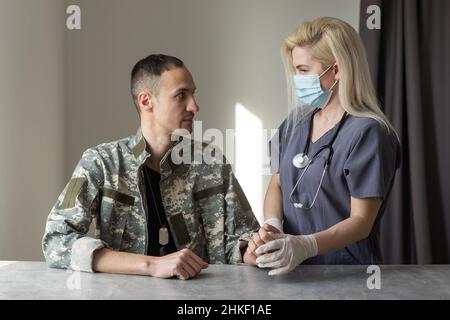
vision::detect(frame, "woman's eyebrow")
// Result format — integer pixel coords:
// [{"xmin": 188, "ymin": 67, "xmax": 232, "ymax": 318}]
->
[{"xmin": 295, "ymin": 64, "xmax": 309, "ymax": 69}]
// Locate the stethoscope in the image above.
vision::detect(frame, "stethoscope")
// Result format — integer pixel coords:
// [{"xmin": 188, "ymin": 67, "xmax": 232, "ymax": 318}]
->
[{"xmin": 289, "ymin": 108, "xmax": 349, "ymax": 209}]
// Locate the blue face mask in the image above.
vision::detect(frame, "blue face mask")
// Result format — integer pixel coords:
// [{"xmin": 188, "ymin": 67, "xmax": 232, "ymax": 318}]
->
[{"xmin": 293, "ymin": 64, "xmax": 338, "ymax": 109}]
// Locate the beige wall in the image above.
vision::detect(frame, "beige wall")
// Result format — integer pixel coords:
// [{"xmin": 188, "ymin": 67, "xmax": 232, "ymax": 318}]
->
[
  {"xmin": 0, "ymin": 0, "xmax": 65, "ymax": 260},
  {"xmin": 0, "ymin": 0, "xmax": 359, "ymax": 260},
  {"xmin": 65, "ymin": 0, "xmax": 360, "ymax": 223}
]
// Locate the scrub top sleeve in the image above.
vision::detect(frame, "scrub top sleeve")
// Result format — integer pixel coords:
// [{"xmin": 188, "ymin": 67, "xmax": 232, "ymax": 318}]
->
[
  {"xmin": 343, "ymin": 123, "xmax": 399, "ymax": 199},
  {"xmin": 269, "ymin": 119, "xmax": 287, "ymax": 174}
]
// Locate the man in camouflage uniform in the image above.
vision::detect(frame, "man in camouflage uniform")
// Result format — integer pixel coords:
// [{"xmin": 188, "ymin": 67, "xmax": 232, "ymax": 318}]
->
[{"xmin": 42, "ymin": 54, "xmax": 260, "ymax": 280}]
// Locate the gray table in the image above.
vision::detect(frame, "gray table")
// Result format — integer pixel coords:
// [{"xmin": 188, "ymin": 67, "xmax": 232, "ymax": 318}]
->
[{"xmin": 1, "ymin": 261, "xmax": 449, "ymax": 299}]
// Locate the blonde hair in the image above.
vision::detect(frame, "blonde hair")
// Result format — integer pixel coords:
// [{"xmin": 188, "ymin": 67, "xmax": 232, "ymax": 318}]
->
[{"xmin": 282, "ymin": 17, "xmax": 396, "ymax": 134}]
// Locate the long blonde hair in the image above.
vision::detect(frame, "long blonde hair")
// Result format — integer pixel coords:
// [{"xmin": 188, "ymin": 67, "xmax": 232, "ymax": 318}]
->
[{"xmin": 282, "ymin": 17, "xmax": 396, "ymax": 134}]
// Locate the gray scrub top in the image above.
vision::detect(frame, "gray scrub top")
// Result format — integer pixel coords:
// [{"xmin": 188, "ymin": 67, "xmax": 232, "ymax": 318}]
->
[{"xmin": 271, "ymin": 110, "xmax": 401, "ymax": 264}]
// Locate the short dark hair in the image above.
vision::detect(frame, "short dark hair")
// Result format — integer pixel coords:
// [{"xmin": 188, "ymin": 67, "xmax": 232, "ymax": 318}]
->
[{"xmin": 130, "ymin": 54, "xmax": 184, "ymax": 113}]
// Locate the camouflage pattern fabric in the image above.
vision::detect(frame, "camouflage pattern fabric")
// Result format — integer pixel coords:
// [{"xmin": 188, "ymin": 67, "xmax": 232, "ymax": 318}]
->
[{"xmin": 42, "ymin": 128, "xmax": 260, "ymax": 272}]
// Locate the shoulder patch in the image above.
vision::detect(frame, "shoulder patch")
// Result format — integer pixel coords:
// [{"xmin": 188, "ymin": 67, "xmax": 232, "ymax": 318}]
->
[{"xmin": 59, "ymin": 177, "xmax": 87, "ymax": 209}]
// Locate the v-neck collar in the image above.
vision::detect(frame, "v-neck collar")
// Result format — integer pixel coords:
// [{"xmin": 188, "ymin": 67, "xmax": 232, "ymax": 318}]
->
[{"xmin": 307, "ymin": 110, "xmax": 347, "ymax": 146}]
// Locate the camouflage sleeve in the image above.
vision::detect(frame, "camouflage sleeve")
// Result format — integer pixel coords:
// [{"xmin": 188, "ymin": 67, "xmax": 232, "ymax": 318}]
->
[
  {"xmin": 42, "ymin": 148, "xmax": 106, "ymax": 272},
  {"xmin": 223, "ymin": 163, "xmax": 260, "ymax": 264}
]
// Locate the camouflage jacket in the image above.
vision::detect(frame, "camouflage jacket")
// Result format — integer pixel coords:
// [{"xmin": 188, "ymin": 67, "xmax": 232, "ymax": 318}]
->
[{"xmin": 42, "ymin": 129, "xmax": 259, "ymax": 272}]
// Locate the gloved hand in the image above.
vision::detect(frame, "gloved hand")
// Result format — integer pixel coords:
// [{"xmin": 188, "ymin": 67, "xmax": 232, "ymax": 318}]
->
[{"xmin": 255, "ymin": 233, "xmax": 318, "ymax": 275}]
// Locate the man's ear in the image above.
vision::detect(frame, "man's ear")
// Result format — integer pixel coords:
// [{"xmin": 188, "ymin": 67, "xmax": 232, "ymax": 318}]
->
[{"xmin": 137, "ymin": 91, "xmax": 153, "ymax": 113}]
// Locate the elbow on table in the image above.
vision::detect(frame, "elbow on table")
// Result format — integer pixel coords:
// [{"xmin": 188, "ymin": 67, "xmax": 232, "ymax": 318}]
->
[
  {"xmin": 42, "ymin": 237, "xmax": 71, "ymax": 270},
  {"xmin": 43, "ymin": 250, "xmax": 71, "ymax": 270}
]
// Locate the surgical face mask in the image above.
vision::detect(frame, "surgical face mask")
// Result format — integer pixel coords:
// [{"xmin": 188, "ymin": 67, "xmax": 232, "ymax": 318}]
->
[{"xmin": 293, "ymin": 64, "xmax": 338, "ymax": 109}]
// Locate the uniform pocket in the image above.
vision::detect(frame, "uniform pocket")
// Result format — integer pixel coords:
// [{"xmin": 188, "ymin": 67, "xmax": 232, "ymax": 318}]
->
[
  {"xmin": 193, "ymin": 184, "xmax": 226, "ymax": 201},
  {"xmin": 191, "ymin": 185, "xmax": 226, "ymax": 262},
  {"xmin": 100, "ymin": 188, "xmax": 134, "ymax": 250},
  {"xmin": 101, "ymin": 187, "xmax": 135, "ymax": 205},
  {"xmin": 192, "ymin": 185, "xmax": 226, "ymax": 220}
]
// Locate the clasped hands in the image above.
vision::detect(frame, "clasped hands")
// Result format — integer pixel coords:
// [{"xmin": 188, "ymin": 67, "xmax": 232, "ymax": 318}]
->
[{"xmin": 244, "ymin": 219, "xmax": 318, "ymax": 275}]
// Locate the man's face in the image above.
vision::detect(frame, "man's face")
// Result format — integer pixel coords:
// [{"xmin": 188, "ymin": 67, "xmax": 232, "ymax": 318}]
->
[{"xmin": 151, "ymin": 67, "xmax": 199, "ymax": 133}]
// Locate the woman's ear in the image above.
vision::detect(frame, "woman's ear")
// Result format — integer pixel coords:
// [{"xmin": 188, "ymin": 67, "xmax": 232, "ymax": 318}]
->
[
  {"xmin": 137, "ymin": 91, "xmax": 153, "ymax": 113},
  {"xmin": 333, "ymin": 63, "xmax": 340, "ymax": 80}
]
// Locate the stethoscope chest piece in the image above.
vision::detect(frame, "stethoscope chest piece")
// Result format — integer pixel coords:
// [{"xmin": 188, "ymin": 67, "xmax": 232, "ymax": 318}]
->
[
  {"xmin": 292, "ymin": 153, "xmax": 309, "ymax": 169},
  {"xmin": 289, "ymin": 110, "xmax": 349, "ymax": 210}
]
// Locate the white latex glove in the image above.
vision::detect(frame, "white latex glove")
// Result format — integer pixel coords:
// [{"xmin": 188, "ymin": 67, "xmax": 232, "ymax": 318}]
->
[
  {"xmin": 263, "ymin": 218, "xmax": 284, "ymax": 233},
  {"xmin": 255, "ymin": 233, "xmax": 318, "ymax": 275}
]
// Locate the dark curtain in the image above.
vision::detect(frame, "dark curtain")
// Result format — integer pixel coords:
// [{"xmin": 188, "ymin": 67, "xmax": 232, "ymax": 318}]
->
[{"xmin": 359, "ymin": 0, "xmax": 450, "ymax": 263}]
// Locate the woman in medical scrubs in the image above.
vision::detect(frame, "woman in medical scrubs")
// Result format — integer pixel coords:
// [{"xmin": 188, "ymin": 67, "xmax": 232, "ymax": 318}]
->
[{"xmin": 243, "ymin": 17, "xmax": 401, "ymax": 275}]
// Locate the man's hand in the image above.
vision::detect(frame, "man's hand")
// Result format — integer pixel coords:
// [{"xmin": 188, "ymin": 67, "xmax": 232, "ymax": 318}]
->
[
  {"xmin": 243, "ymin": 223, "xmax": 281, "ymax": 266},
  {"xmin": 146, "ymin": 248, "xmax": 208, "ymax": 280},
  {"xmin": 243, "ymin": 242, "xmax": 257, "ymax": 265},
  {"xmin": 255, "ymin": 223, "xmax": 281, "ymax": 247},
  {"xmin": 255, "ymin": 234, "xmax": 317, "ymax": 275}
]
